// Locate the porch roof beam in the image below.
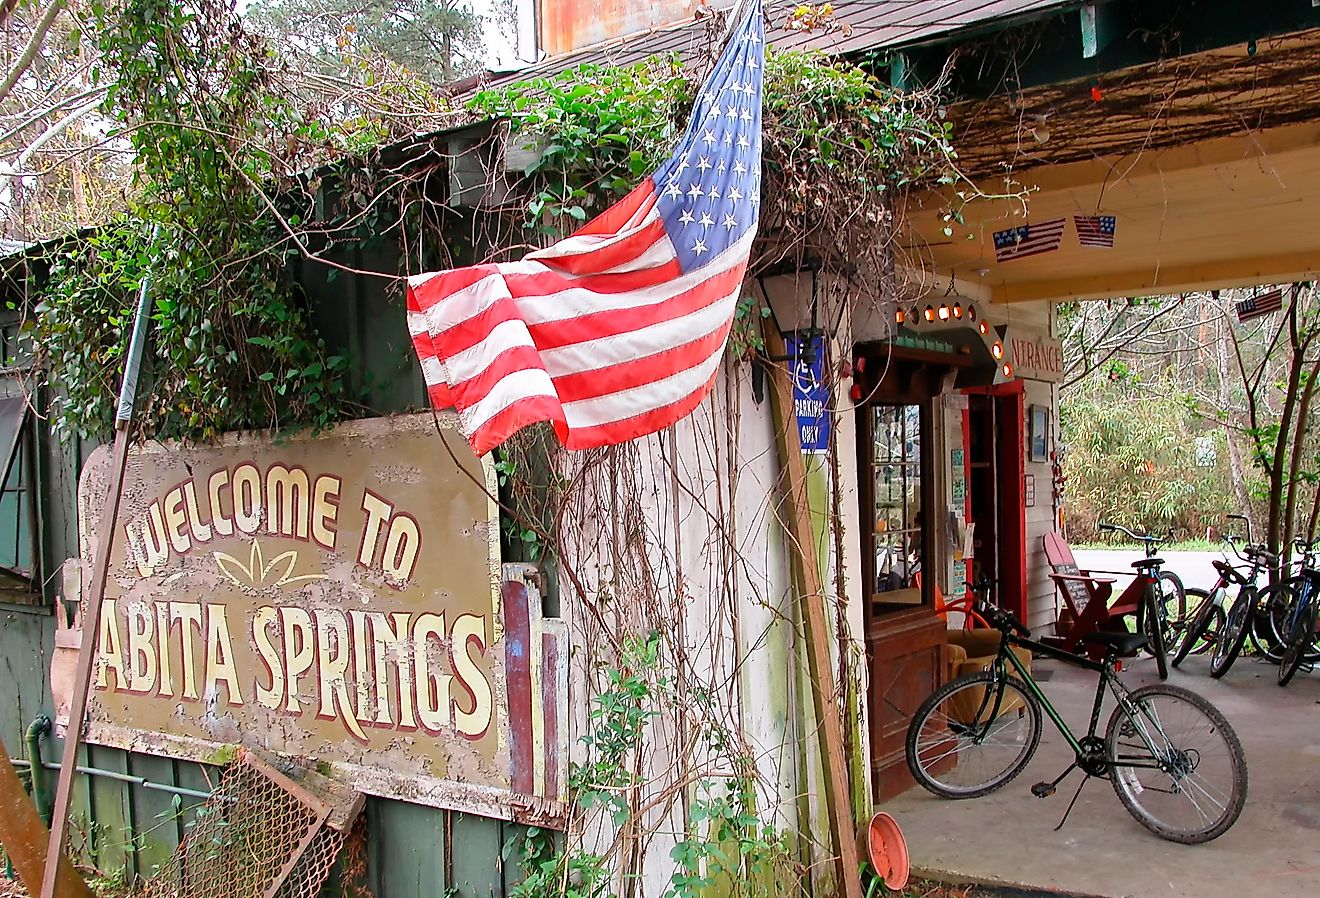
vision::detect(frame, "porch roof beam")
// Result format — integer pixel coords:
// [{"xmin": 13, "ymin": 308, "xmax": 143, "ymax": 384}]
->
[{"xmin": 991, "ymin": 248, "xmax": 1320, "ymax": 303}]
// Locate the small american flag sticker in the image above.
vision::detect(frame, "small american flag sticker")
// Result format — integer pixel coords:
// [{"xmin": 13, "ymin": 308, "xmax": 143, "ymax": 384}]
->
[
  {"xmin": 1074, "ymin": 215, "xmax": 1116, "ymax": 247},
  {"xmin": 1236, "ymin": 288, "xmax": 1284, "ymax": 323},
  {"xmin": 993, "ymin": 218, "xmax": 1066, "ymax": 261}
]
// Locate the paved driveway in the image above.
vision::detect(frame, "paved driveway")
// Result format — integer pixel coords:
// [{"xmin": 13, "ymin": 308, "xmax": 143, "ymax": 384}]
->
[
  {"xmin": 1073, "ymin": 549, "xmax": 1228, "ymax": 594},
  {"xmin": 884, "ymin": 651, "xmax": 1320, "ymax": 898}
]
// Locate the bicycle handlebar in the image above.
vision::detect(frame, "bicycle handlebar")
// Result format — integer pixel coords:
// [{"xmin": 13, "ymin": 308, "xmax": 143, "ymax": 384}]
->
[
  {"xmin": 1098, "ymin": 522, "xmax": 1168, "ymax": 556},
  {"xmin": 971, "ymin": 595, "xmax": 1031, "ymax": 639}
]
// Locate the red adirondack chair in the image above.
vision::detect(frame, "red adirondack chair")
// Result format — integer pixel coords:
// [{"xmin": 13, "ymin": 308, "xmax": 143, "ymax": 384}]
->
[{"xmin": 1042, "ymin": 532, "xmax": 1143, "ymax": 654}]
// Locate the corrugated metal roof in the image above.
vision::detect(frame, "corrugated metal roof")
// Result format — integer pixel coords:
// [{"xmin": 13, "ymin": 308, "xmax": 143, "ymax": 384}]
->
[{"xmin": 479, "ymin": 0, "xmax": 1091, "ymax": 90}]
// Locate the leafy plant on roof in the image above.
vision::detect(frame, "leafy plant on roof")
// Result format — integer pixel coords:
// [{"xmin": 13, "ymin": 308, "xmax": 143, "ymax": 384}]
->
[
  {"xmin": 470, "ymin": 47, "xmax": 959, "ymax": 297},
  {"xmin": 33, "ymin": 0, "xmax": 358, "ymax": 442}
]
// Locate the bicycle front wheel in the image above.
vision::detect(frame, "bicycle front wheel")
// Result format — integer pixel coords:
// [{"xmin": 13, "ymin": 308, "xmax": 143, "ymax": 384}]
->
[
  {"xmin": 906, "ymin": 671, "xmax": 1042, "ymax": 799},
  {"xmin": 1278, "ymin": 599, "xmax": 1318, "ymax": 686},
  {"xmin": 1106, "ymin": 684, "xmax": 1247, "ymax": 844},
  {"xmin": 1209, "ymin": 590, "xmax": 1255, "ymax": 678}
]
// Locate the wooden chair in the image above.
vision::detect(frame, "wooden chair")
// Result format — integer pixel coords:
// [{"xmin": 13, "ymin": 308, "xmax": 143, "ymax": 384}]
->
[{"xmin": 1042, "ymin": 532, "xmax": 1141, "ymax": 654}]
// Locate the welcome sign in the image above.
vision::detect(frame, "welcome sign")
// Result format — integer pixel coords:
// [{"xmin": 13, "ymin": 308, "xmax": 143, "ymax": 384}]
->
[{"xmin": 74, "ymin": 414, "xmax": 566, "ymax": 823}]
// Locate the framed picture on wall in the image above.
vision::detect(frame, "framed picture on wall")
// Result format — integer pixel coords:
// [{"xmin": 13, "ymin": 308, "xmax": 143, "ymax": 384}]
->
[{"xmin": 1029, "ymin": 404, "xmax": 1049, "ymax": 463}]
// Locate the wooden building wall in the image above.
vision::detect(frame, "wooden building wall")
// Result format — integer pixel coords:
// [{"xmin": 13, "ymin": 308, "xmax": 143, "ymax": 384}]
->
[{"xmin": 0, "ymin": 242, "xmax": 532, "ymax": 896}]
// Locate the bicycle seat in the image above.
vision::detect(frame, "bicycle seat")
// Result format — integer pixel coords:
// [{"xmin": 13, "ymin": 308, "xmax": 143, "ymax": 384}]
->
[
  {"xmin": 1131, "ymin": 557, "xmax": 1164, "ymax": 570},
  {"xmin": 1081, "ymin": 631, "xmax": 1149, "ymax": 656}
]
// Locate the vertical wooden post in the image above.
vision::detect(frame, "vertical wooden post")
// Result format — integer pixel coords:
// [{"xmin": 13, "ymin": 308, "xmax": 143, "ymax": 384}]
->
[
  {"xmin": 41, "ymin": 232, "xmax": 157, "ymax": 898},
  {"xmin": 0, "ymin": 738, "xmax": 94, "ymax": 898},
  {"xmin": 762, "ymin": 323, "xmax": 863, "ymax": 898}
]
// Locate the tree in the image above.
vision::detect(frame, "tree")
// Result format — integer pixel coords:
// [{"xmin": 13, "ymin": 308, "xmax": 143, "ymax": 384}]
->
[
  {"xmin": 245, "ymin": 0, "xmax": 488, "ymax": 83},
  {"xmin": 1221, "ymin": 285, "xmax": 1320, "ymax": 562},
  {"xmin": 0, "ymin": 1, "xmax": 127, "ymax": 241},
  {"xmin": 1059, "ymin": 285, "xmax": 1320, "ymax": 561}
]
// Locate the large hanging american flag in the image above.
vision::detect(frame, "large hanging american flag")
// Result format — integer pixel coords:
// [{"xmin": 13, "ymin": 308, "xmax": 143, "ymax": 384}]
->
[{"xmin": 407, "ymin": 1, "xmax": 764, "ymax": 455}]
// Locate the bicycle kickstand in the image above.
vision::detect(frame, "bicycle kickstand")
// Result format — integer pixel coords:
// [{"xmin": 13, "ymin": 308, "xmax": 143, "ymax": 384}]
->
[{"xmin": 1052, "ymin": 776, "xmax": 1091, "ymax": 832}]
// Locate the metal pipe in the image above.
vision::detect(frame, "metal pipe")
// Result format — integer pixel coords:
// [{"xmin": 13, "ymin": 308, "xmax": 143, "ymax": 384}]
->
[
  {"xmin": 5, "ymin": 757, "xmax": 212, "ymax": 801},
  {"xmin": 23, "ymin": 715, "xmax": 52, "ymax": 825}
]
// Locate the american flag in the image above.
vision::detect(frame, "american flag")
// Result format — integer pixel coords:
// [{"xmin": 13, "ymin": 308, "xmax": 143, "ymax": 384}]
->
[
  {"xmin": 1236, "ymin": 288, "xmax": 1284, "ymax": 322},
  {"xmin": 407, "ymin": 2, "xmax": 764, "ymax": 455},
  {"xmin": 1074, "ymin": 215, "xmax": 1116, "ymax": 247},
  {"xmin": 992, "ymin": 218, "xmax": 1066, "ymax": 261}
]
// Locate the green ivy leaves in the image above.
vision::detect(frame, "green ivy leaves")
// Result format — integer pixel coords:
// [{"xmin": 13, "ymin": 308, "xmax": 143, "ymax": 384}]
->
[{"xmin": 33, "ymin": 2, "xmax": 352, "ymax": 444}]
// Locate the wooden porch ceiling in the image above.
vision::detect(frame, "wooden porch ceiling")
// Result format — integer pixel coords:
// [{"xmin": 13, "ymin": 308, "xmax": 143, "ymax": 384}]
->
[{"xmin": 906, "ymin": 120, "xmax": 1320, "ymax": 303}]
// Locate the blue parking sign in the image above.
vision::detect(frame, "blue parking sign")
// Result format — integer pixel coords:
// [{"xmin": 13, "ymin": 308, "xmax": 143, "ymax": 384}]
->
[{"xmin": 787, "ymin": 334, "xmax": 830, "ymax": 453}]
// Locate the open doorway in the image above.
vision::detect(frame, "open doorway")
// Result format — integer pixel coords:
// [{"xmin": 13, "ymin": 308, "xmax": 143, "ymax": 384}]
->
[{"xmin": 964, "ymin": 384, "xmax": 1026, "ymax": 620}]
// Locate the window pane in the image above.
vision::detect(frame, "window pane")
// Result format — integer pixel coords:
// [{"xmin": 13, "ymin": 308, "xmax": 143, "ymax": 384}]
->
[
  {"xmin": 871, "ymin": 405, "xmax": 922, "ymax": 594},
  {"xmin": 0, "ymin": 395, "xmax": 30, "ymax": 578}
]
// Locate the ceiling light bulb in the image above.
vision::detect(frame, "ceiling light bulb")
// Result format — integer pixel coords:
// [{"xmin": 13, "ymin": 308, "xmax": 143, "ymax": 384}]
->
[
  {"xmin": 895, "ymin": 308, "xmax": 906, "ymax": 324},
  {"xmin": 978, "ymin": 321, "xmax": 989, "ymax": 335},
  {"xmin": 924, "ymin": 305, "xmax": 936, "ymax": 322},
  {"xmin": 991, "ymin": 342, "xmax": 1004, "ymax": 360},
  {"xmin": 938, "ymin": 304, "xmax": 951, "ymax": 321},
  {"xmin": 1002, "ymin": 363, "xmax": 1014, "ymax": 378},
  {"xmin": 953, "ymin": 303, "xmax": 963, "ymax": 319}
]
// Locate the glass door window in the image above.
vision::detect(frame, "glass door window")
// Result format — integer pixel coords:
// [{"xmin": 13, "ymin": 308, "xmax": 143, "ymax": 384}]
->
[{"xmin": 870, "ymin": 404, "xmax": 924, "ymax": 605}]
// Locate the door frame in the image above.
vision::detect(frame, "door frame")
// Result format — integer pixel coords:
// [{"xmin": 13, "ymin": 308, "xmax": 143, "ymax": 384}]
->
[{"xmin": 961, "ymin": 381, "xmax": 1027, "ymax": 620}]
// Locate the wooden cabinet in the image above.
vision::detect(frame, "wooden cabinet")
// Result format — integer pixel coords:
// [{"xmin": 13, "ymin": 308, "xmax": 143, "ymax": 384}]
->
[{"xmin": 865, "ymin": 608, "xmax": 948, "ymax": 801}]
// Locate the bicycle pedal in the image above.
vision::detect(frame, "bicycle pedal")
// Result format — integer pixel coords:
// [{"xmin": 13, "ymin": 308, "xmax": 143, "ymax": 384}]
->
[{"xmin": 1031, "ymin": 782, "xmax": 1056, "ymax": 798}]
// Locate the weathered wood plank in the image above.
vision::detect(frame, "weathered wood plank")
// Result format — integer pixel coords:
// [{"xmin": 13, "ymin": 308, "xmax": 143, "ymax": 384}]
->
[
  {"xmin": 762, "ymin": 323, "xmax": 863, "ymax": 898},
  {"xmin": 366, "ymin": 797, "xmax": 447, "ymax": 898},
  {"xmin": 449, "ymin": 811, "xmax": 503, "ymax": 898}
]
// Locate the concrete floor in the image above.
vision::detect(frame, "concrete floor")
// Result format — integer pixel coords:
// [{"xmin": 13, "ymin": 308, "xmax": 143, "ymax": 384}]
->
[{"xmin": 883, "ymin": 651, "xmax": 1320, "ymax": 898}]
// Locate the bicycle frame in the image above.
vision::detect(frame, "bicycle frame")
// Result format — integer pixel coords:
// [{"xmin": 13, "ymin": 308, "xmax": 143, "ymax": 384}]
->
[
  {"xmin": 979, "ymin": 630, "xmax": 1166, "ymax": 774},
  {"xmin": 1281, "ymin": 570, "xmax": 1319, "ymax": 636}
]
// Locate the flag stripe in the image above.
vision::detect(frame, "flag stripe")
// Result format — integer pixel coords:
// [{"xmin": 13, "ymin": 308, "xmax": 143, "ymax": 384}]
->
[
  {"xmin": 562, "ymin": 338, "xmax": 727, "ymax": 429},
  {"xmin": 527, "ymin": 256, "xmax": 747, "ymax": 349},
  {"xmin": 404, "ymin": 0, "xmax": 765, "ymax": 455},
  {"xmin": 445, "ymin": 271, "xmax": 742, "ymax": 412},
  {"xmin": 551, "ymin": 317, "xmax": 734, "ymax": 405},
  {"xmin": 562, "ymin": 367, "xmax": 721, "ymax": 450},
  {"xmin": 463, "ymin": 367, "xmax": 561, "ymax": 437}
]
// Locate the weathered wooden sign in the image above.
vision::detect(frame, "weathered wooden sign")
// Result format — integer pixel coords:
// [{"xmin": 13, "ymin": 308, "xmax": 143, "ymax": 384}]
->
[
  {"xmin": 1004, "ymin": 326, "xmax": 1065, "ymax": 383},
  {"xmin": 73, "ymin": 414, "xmax": 566, "ymax": 824}
]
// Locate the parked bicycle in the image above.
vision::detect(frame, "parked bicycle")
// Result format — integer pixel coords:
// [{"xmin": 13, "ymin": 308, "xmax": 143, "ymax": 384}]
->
[
  {"xmin": 1091, "ymin": 522, "xmax": 1180, "ymax": 679},
  {"xmin": 1273, "ymin": 543, "xmax": 1320, "ymax": 685},
  {"xmin": 906, "ymin": 579, "xmax": 1247, "ymax": 844},
  {"xmin": 1244, "ymin": 538, "xmax": 1319, "ymax": 668},
  {"xmin": 1170, "ymin": 519, "xmax": 1265, "ymax": 667},
  {"xmin": 1197, "ymin": 539, "xmax": 1277, "ymax": 679}
]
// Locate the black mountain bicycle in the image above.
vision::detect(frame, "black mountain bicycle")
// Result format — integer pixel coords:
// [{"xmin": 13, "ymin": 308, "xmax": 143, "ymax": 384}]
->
[{"xmin": 906, "ymin": 582, "xmax": 1248, "ymax": 844}]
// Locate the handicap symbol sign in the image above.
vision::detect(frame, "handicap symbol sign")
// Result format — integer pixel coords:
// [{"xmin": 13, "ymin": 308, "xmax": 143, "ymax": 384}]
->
[{"xmin": 787, "ymin": 333, "xmax": 830, "ymax": 453}]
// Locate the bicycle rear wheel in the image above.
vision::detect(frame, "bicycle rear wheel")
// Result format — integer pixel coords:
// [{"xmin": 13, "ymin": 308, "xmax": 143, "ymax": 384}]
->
[
  {"xmin": 906, "ymin": 671, "xmax": 1042, "ymax": 799},
  {"xmin": 1106, "ymin": 684, "xmax": 1247, "ymax": 844},
  {"xmin": 1249, "ymin": 579, "xmax": 1296, "ymax": 661},
  {"xmin": 1157, "ymin": 570, "xmax": 1186, "ymax": 642},
  {"xmin": 1209, "ymin": 590, "xmax": 1255, "ymax": 679},
  {"xmin": 1171, "ymin": 588, "xmax": 1221, "ymax": 667},
  {"xmin": 1278, "ymin": 600, "xmax": 1318, "ymax": 686},
  {"xmin": 1265, "ymin": 579, "xmax": 1320, "ymax": 665}
]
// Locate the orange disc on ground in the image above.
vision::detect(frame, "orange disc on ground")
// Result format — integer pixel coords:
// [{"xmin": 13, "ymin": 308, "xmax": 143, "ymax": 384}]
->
[{"xmin": 860, "ymin": 811, "xmax": 909, "ymax": 891}]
